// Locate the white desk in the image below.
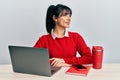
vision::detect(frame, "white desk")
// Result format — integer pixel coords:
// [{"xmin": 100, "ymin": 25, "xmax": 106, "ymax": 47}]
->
[{"xmin": 0, "ymin": 64, "xmax": 120, "ymax": 80}]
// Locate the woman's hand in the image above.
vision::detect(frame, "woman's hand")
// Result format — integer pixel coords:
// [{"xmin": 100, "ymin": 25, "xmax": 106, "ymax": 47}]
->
[{"xmin": 50, "ymin": 58, "xmax": 71, "ymax": 67}]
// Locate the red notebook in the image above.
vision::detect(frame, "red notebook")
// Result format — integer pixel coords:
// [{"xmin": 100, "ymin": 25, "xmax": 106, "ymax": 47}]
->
[{"xmin": 66, "ymin": 65, "xmax": 91, "ymax": 76}]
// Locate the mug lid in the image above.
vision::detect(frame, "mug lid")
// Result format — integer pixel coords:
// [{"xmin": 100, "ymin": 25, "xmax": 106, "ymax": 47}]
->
[{"xmin": 92, "ymin": 46, "xmax": 103, "ymax": 51}]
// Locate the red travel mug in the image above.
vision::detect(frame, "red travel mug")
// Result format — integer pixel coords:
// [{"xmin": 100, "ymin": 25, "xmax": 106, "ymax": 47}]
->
[{"xmin": 92, "ymin": 46, "xmax": 103, "ymax": 69}]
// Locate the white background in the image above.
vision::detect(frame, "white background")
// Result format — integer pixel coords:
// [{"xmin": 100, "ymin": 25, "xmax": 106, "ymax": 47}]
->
[{"xmin": 0, "ymin": 0, "xmax": 120, "ymax": 64}]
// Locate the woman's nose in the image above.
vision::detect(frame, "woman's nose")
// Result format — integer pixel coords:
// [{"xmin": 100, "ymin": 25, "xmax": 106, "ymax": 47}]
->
[{"xmin": 67, "ymin": 15, "xmax": 71, "ymax": 20}]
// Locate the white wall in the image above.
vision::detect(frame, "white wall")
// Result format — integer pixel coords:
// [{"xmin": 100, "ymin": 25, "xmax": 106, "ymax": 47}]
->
[{"xmin": 0, "ymin": 0, "xmax": 120, "ymax": 64}]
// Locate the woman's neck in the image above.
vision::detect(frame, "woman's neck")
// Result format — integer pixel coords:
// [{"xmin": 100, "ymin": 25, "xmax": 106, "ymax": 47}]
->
[{"xmin": 53, "ymin": 27, "xmax": 65, "ymax": 38}]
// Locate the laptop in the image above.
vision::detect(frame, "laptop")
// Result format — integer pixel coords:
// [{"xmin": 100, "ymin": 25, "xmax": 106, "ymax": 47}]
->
[{"xmin": 8, "ymin": 45, "xmax": 61, "ymax": 77}]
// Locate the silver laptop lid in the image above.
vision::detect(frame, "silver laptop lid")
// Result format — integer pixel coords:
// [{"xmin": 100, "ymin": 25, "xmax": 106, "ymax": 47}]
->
[{"xmin": 8, "ymin": 45, "xmax": 52, "ymax": 76}]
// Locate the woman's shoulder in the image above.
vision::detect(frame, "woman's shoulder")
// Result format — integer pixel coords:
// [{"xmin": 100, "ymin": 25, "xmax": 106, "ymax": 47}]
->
[
  {"xmin": 68, "ymin": 31, "xmax": 85, "ymax": 42},
  {"xmin": 41, "ymin": 33, "xmax": 51, "ymax": 37},
  {"xmin": 38, "ymin": 34, "xmax": 52, "ymax": 40},
  {"xmin": 68, "ymin": 31, "xmax": 82, "ymax": 37}
]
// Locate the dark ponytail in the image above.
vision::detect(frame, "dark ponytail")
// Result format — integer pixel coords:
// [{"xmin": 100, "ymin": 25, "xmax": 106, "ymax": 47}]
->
[
  {"xmin": 46, "ymin": 5, "xmax": 55, "ymax": 34},
  {"xmin": 46, "ymin": 4, "xmax": 72, "ymax": 34}
]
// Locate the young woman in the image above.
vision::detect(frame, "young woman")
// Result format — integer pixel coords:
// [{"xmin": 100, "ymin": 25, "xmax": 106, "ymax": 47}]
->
[{"xmin": 34, "ymin": 4, "xmax": 92, "ymax": 67}]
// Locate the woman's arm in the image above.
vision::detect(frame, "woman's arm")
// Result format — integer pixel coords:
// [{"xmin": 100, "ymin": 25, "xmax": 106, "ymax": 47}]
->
[{"xmin": 64, "ymin": 33, "xmax": 92, "ymax": 64}]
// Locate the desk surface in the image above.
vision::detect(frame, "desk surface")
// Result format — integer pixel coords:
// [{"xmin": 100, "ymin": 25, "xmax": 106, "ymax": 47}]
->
[{"xmin": 0, "ymin": 64, "xmax": 120, "ymax": 80}]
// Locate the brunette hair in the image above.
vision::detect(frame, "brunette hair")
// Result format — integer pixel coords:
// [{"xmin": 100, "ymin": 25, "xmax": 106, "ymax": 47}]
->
[{"xmin": 46, "ymin": 4, "xmax": 72, "ymax": 34}]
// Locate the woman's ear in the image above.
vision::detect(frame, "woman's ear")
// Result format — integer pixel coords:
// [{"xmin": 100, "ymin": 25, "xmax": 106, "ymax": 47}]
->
[{"xmin": 53, "ymin": 15, "xmax": 57, "ymax": 22}]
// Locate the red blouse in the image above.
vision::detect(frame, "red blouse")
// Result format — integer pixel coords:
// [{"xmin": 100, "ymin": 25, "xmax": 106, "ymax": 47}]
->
[{"xmin": 34, "ymin": 32, "xmax": 92, "ymax": 64}]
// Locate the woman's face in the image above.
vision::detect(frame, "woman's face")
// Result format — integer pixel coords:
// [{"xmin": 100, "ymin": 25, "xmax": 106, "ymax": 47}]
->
[{"xmin": 55, "ymin": 10, "xmax": 71, "ymax": 28}]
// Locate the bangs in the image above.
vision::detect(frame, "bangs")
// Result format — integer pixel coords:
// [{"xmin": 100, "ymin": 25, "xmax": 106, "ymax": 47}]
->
[{"xmin": 59, "ymin": 9, "xmax": 72, "ymax": 17}]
